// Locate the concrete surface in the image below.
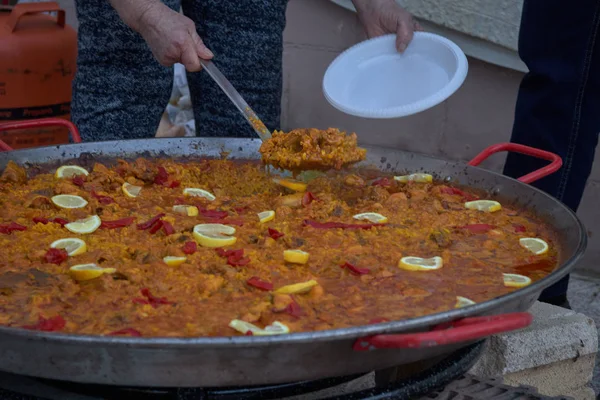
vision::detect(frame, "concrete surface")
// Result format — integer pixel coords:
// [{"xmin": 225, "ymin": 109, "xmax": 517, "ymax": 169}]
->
[
  {"xmin": 569, "ymin": 273, "xmax": 600, "ymax": 396},
  {"xmin": 469, "ymin": 302, "xmax": 597, "ymax": 399}
]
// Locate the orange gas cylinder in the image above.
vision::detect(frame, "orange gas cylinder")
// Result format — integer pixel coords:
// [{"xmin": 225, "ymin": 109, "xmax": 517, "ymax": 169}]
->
[{"xmin": 0, "ymin": 2, "xmax": 77, "ymax": 149}]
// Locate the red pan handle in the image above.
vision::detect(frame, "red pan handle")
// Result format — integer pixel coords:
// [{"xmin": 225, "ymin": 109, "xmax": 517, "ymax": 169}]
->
[
  {"xmin": 0, "ymin": 118, "xmax": 82, "ymax": 151},
  {"xmin": 353, "ymin": 312, "xmax": 532, "ymax": 351},
  {"xmin": 468, "ymin": 143, "xmax": 562, "ymax": 184}
]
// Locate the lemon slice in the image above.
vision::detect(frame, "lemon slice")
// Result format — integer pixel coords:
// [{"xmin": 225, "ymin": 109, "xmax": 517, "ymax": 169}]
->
[
  {"xmin": 275, "ymin": 279, "xmax": 318, "ymax": 294},
  {"xmin": 283, "ymin": 249, "xmax": 309, "ymax": 264},
  {"xmin": 503, "ymin": 273, "xmax": 532, "ymax": 288},
  {"xmin": 65, "ymin": 215, "xmax": 101, "ymax": 234},
  {"xmin": 394, "ymin": 173, "xmax": 433, "ymax": 183},
  {"xmin": 229, "ymin": 320, "xmax": 290, "ymax": 336},
  {"xmin": 519, "ymin": 237, "xmax": 549, "ymax": 255},
  {"xmin": 55, "ymin": 165, "xmax": 89, "ymax": 179},
  {"xmin": 398, "ymin": 256, "xmax": 443, "ymax": 271},
  {"xmin": 193, "ymin": 223, "xmax": 236, "ymax": 248},
  {"xmin": 183, "ymin": 188, "xmax": 216, "ymax": 201},
  {"xmin": 122, "ymin": 182, "xmax": 142, "ymax": 198},
  {"xmin": 455, "ymin": 296, "xmax": 476, "ymax": 308},
  {"xmin": 172, "ymin": 205, "xmax": 199, "ymax": 217},
  {"xmin": 353, "ymin": 212, "xmax": 388, "ymax": 223},
  {"xmin": 50, "ymin": 238, "xmax": 87, "ymax": 256},
  {"xmin": 69, "ymin": 263, "xmax": 116, "ymax": 282},
  {"xmin": 51, "ymin": 194, "xmax": 88, "ymax": 209},
  {"xmin": 258, "ymin": 210, "xmax": 275, "ymax": 223},
  {"xmin": 273, "ymin": 178, "xmax": 307, "ymax": 192},
  {"xmin": 464, "ymin": 200, "xmax": 502, "ymax": 212},
  {"xmin": 163, "ymin": 256, "xmax": 187, "ymax": 267}
]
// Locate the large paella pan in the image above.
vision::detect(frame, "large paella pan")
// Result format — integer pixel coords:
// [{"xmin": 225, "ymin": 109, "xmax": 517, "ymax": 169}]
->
[{"xmin": 0, "ymin": 118, "xmax": 586, "ymax": 387}]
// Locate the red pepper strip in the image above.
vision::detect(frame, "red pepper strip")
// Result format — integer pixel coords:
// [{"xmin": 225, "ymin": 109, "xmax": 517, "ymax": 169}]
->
[
  {"xmin": 456, "ymin": 224, "xmax": 496, "ymax": 234},
  {"xmin": 34, "ymin": 217, "xmax": 68, "ymax": 226},
  {"xmin": 245, "ymin": 331, "xmax": 254, "ymax": 336},
  {"xmin": 0, "ymin": 222, "xmax": 27, "ymax": 235},
  {"xmin": 154, "ymin": 166, "xmax": 169, "ymax": 186},
  {"xmin": 303, "ymin": 220, "xmax": 384, "ymax": 230},
  {"xmin": 267, "ymin": 228, "xmax": 284, "ymax": 240},
  {"xmin": 302, "ymin": 192, "xmax": 317, "ymax": 207},
  {"xmin": 44, "ymin": 248, "xmax": 68, "ymax": 265},
  {"xmin": 72, "ymin": 176, "xmax": 86, "ymax": 187},
  {"xmin": 182, "ymin": 241, "xmax": 197, "ymax": 255},
  {"xmin": 108, "ymin": 328, "xmax": 142, "ymax": 337},
  {"xmin": 216, "ymin": 248, "xmax": 242, "ymax": 258},
  {"xmin": 514, "ymin": 224, "xmax": 526, "ymax": 233},
  {"xmin": 91, "ymin": 191, "xmax": 115, "ymax": 205},
  {"xmin": 133, "ymin": 288, "xmax": 172, "ymax": 308},
  {"xmin": 440, "ymin": 187, "xmax": 478, "ymax": 201},
  {"xmin": 234, "ymin": 206, "xmax": 248, "ymax": 214},
  {"xmin": 369, "ymin": 317, "xmax": 390, "ymax": 324},
  {"xmin": 148, "ymin": 220, "xmax": 164, "ymax": 234},
  {"xmin": 371, "ymin": 177, "xmax": 392, "ymax": 187},
  {"xmin": 228, "ymin": 256, "xmax": 250, "ymax": 267},
  {"xmin": 22, "ymin": 315, "xmax": 66, "ymax": 332},
  {"xmin": 285, "ymin": 298, "xmax": 304, "ymax": 318},
  {"xmin": 162, "ymin": 221, "xmax": 175, "ymax": 236},
  {"xmin": 52, "ymin": 217, "xmax": 69, "ymax": 227},
  {"xmin": 100, "ymin": 217, "xmax": 136, "ymax": 229},
  {"xmin": 341, "ymin": 262, "xmax": 370, "ymax": 275},
  {"xmin": 200, "ymin": 209, "xmax": 229, "ymax": 219},
  {"xmin": 246, "ymin": 276, "xmax": 273, "ymax": 291},
  {"xmin": 154, "ymin": 167, "xmax": 180, "ymax": 188},
  {"xmin": 215, "ymin": 248, "xmax": 250, "ymax": 267},
  {"xmin": 137, "ymin": 213, "xmax": 166, "ymax": 230}
]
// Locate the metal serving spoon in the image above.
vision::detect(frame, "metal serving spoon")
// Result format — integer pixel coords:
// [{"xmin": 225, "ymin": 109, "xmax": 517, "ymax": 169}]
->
[{"xmin": 200, "ymin": 60, "xmax": 272, "ymax": 142}]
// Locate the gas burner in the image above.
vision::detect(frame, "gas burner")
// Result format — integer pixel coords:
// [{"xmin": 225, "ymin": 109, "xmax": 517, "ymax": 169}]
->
[{"xmin": 0, "ymin": 341, "xmax": 558, "ymax": 400}]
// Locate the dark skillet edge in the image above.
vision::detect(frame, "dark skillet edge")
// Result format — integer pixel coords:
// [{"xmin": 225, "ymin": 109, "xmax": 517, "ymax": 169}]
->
[{"xmin": 0, "ymin": 138, "xmax": 587, "ymax": 347}]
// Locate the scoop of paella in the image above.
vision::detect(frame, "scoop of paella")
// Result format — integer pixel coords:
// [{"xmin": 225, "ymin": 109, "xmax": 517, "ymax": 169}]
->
[{"xmin": 259, "ymin": 127, "xmax": 367, "ymax": 171}]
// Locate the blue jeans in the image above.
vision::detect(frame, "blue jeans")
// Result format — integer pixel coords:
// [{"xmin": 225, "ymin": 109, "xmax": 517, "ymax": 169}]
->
[{"xmin": 504, "ymin": 0, "xmax": 600, "ymax": 300}]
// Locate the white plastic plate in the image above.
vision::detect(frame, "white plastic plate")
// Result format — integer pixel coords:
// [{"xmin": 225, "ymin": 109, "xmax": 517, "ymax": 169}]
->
[{"xmin": 323, "ymin": 32, "xmax": 468, "ymax": 118}]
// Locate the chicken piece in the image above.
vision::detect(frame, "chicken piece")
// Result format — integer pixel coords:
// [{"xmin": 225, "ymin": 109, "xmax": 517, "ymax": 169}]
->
[
  {"xmin": 24, "ymin": 194, "xmax": 51, "ymax": 209},
  {"xmin": 130, "ymin": 158, "xmax": 156, "ymax": 183},
  {"xmin": 0, "ymin": 161, "xmax": 27, "ymax": 184},
  {"xmin": 429, "ymin": 228, "xmax": 452, "ymax": 248},
  {"xmin": 367, "ymin": 186, "xmax": 390, "ymax": 202},
  {"xmin": 272, "ymin": 293, "xmax": 293, "ymax": 312},
  {"xmin": 344, "ymin": 174, "xmax": 366, "ymax": 187},
  {"xmin": 197, "ymin": 275, "xmax": 225, "ymax": 297},
  {"xmin": 53, "ymin": 180, "xmax": 79, "ymax": 195}
]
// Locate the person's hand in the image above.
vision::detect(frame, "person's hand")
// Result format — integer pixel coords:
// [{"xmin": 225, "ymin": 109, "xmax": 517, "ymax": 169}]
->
[
  {"xmin": 137, "ymin": 3, "xmax": 213, "ymax": 72},
  {"xmin": 112, "ymin": 1, "xmax": 213, "ymax": 72},
  {"xmin": 352, "ymin": 0, "xmax": 422, "ymax": 52}
]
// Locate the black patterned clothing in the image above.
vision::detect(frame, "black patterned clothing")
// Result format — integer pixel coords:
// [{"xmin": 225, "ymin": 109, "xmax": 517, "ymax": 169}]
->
[{"xmin": 72, "ymin": 0, "xmax": 288, "ymax": 141}]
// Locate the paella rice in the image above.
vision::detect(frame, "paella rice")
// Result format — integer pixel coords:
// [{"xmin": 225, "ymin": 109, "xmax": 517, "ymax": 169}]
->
[{"xmin": 0, "ymin": 156, "xmax": 558, "ymax": 337}]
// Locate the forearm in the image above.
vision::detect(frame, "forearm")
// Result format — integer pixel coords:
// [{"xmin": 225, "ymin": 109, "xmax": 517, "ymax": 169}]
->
[{"xmin": 108, "ymin": 0, "xmax": 161, "ymax": 33}]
